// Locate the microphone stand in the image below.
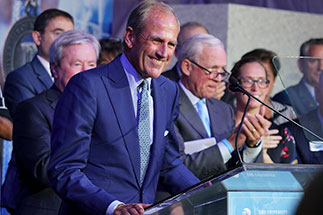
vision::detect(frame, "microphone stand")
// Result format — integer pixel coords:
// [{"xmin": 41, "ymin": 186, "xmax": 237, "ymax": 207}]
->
[
  {"xmin": 233, "ymin": 93, "xmax": 251, "ymax": 164},
  {"xmin": 229, "ymin": 76, "xmax": 323, "ymax": 142}
]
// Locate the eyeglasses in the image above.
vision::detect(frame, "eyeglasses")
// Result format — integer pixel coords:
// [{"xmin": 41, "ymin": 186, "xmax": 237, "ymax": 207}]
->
[
  {"xmin": 188, "ymin": 59, "xmax": 230, "ymax": 80},
  {"xmin": 238, "ymin": 77, "xmax": 270, "ymax": 89}
]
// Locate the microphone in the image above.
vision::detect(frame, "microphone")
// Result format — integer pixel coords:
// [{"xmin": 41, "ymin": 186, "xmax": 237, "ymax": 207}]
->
[{"xmin": 229, "ymin": 76, "xmax": 323, "ymax": 141}]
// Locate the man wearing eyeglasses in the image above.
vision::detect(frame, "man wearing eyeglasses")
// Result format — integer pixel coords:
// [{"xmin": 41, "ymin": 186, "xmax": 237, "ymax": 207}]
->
[{"xmin": 174, "ymin": 34, "xmax": 264, "ymax": 180}]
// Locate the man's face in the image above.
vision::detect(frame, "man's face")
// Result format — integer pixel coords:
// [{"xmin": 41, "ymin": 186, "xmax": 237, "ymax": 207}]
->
[
  {"xmin": 52, "ymin": 43, "xmax": 97, "ymax": 92},
  {"xmin": 300, "ymin": 44, "xmax": 323, "ymax": 87},
  {"xmin": 315, "ymin": 72, "xmax": 323, "ymax": 114},
  {"xmin": 35, "ymin": 16, "xmax": 74, "ymax": 61},
  {"xmin": 125, "ymin": 9, "xmax": 179, "ymax": 79},
  {"xmin": 185, "ymin": 45, "xmax": 227, "ymax": 99}
]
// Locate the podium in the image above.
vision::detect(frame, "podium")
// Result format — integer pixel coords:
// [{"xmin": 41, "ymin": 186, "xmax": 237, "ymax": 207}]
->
[{"xmin": 145, "ymin": 163, "xmax": 323, "ymax": 215}]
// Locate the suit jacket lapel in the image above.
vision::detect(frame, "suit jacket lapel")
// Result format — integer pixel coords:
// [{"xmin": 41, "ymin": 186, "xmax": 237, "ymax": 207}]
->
[
  {"xmin": 46, "ymin": 85, "xmax": 62, "ymax": 109},
  {"xmin": 31, "ymin": 56, "xmax": 53, "ymax": 88},
  {"xmin": 144, "ymin": 77, "xmax": 168, "ymax": 184},
  {"xmin": 101, "ymin": 58, "xmax": 141, "ymax": 185},
  {"xmin": 179, "ymin": 86, "xmax": 208, "ymax": 138},
  {"xmin": 207, "ymin": 99, "xmax": 222, "ymax": 139},
  {"xmin": 300, "ymin": 110, "xmax": 323, "ymax": 140}
]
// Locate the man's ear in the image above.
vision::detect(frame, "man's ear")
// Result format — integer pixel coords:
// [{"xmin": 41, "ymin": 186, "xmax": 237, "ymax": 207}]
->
[
  {"xmin": 297, "ymin": 59, "xmax": 305, "ymax": 75},
  {"xmin": 124, "ymin": 26, "xmax": 136, "ymax": 49},
  {"xmin": 181, "ymin": 59, "xmax": 192, "ymax": 76},
  {"xmin": 51, "ymin": 63, "xmax": 58, "ymax": 79},
  {"xmin": 32, "ymin": 31, "xmax": 41, "ymax": 46}
]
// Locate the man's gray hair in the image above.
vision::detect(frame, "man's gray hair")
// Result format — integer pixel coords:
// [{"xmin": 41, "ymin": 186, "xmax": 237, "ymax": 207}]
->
[
  {"xmin": 50, "ymin": 30, "xmax": 100, "ymax": 67},
  {"xmin": 178, "ymin": 34, "xmax": 224, "ymax": 66},
  {"xmin": 126, "ymin": 0, "xmax": 179, "ymax": 36}
]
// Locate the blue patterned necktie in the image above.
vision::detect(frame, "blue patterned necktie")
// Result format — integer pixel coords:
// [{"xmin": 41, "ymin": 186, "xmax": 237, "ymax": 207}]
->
[
  {"xmin": 196, "ymin": 99, "xmax": 211, "ymax": 137},
  {"xmin": 138, "ymin": 80, "xmax": 151, "ymax": 185}
]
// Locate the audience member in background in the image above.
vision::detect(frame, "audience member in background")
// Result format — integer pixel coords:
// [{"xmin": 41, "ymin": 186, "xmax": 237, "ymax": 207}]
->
[
  {"xmin": 174, "ymin": 34, "xmax": 266, "ymax": 180},
  {"xmin": 97, "ymin": 37, "xmax": 123, "ymax": 66},
  {"xmin": 163, "ymin": 21, "xmax": 209, "ymax": 82},
  {"xmin": 273, "ymin": 38, "xmax": 323, "ymax": 116},
  {"xmin": 230, "ymin": 57, "xmax": 297, "ymax": 164},
  {"xmin": 163, "ymin": 21, "xmax": 228, "ymax": 102},
  {"xmin": 1, "ymin": 30, "xmax": 99, "ymax": 215},
  {"xmin": 3, "ymin": 9, "xmax": 74, "ymax": 117},
  {"xmin": 282, "ymin": 71, "xmax": 323, "ymax": 164},
  {"xmin": 241, "ymin": 49, "xmax": 297, "ymax": 125},
  {"xmin": 47, "ymin": 2, "xmax": 199, "ymax": 215}
]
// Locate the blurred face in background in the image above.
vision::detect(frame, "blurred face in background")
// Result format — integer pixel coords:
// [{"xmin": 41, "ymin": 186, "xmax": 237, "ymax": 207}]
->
[
  {"xmin": 175, "ymin": 26, "xmax": 208, "ymax": 57},
  {"xmin": 235, "ymin": 62, "xmax": 269, "ymax": 111},
  {"xmin": 299, "ymin": 44, "xmax": 323, "ymax": 87},
  {"xmin": 33, "ymin": 16, "xmax": 74, "ymax": 61}
]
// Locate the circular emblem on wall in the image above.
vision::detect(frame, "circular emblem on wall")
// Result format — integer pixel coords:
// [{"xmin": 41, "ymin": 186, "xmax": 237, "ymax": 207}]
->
[{"xmin": 2, "ymin": 16, "xmax": 37, "ymax": 77}]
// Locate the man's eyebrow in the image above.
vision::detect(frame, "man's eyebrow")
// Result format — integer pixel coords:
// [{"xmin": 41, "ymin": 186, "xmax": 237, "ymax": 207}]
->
[
  {"xmin": 149, "ymin": 36, "xmax": 177, "ymax": 45},
  {"xmin": 52, "ymin": 28, "xmax": 65, "ymax": 32}
]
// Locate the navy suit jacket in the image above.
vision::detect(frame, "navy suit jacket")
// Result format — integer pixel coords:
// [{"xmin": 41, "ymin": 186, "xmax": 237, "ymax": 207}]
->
[
  {"xmin": 272, "ymin": 78, "xmax": 318, "ymax": 116},
  {"xmin": 175, "ymin": 86, "xmax": 235, "ymax": 179},
  {"xmin": 4, "ymin": 55, "xmax": 53, "ymax": 117},
  {"xmin": 284, "ymin": 109, "xmax": 323, "ymax": 164},
  {"xmin": 1, "ymin": 85, "xmax": 61, "ymax": 214},
  {"xmin": 162, "ymin": 64, "xmax": 180, "ymax": 82},
  {"xmin": 48, "ymin": 57, "xmax": 200, "ymax": 214}
]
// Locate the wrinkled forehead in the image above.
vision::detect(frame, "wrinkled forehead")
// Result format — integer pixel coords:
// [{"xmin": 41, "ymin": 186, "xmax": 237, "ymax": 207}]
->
[{"xmin": 145, "ymin": 8, "xmax": 179, "ymax": 30}]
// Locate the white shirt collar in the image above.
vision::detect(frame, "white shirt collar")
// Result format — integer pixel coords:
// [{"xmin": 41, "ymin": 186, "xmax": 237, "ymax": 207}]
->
[
  {"xmin": 179, "ymin": 80, "xmax": 204, "ymax": 106},
  {"xmin": 37, "ymin": 55, "xmax": 52, "ymax": 80},
  {"xmin": 120, "ymin": 53, "xmax": 151, "ymax": 88},
  {"xmin": 120, "ymin": 53, "xmax": 152, "ymax": 117},
  {"xmin": 302, "ymin": 78, "xmax": 315, "ymax": 99}
]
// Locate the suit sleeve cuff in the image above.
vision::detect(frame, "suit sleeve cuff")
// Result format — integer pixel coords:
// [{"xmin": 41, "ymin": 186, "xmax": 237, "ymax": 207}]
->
[
  {"xmin": 106, "ymin": 200, "xmax": 124, "ymax": 215},
  {"xmin": 218, "ymin": 139, "xmax": 232, "ymax": 163},
  {"xmin": 243, "ymin": 140, "xmax": 262, "ymax": 163}
]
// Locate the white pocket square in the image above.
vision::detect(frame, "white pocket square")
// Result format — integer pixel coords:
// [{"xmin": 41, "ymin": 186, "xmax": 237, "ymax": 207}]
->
[{"xmin": 164, "ymin": 130, "xmax": 169, "ymax": 136}]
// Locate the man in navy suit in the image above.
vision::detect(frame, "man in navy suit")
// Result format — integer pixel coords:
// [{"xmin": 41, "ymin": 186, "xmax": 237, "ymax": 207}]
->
[
  {"xmin": 3, "ymin": 8, "xmax": 74, "ymax": 117},
  {"xmin": 174, "ymin": 34, "xmax": 266, "ymax": 179},
  {"xmin": 1, "ymin": 30, "xmax": 99, "ymax": 214},
  {"xmin": 273, "ymin": 38, "xmax": 323, "ymax": 116},
  {"xmin": 284, "ymin": 70, "xmax": 323, "ymax": 164},
  {"xmin": 48, "ymin": 1, "xmax": 200, "ymax": 215}
]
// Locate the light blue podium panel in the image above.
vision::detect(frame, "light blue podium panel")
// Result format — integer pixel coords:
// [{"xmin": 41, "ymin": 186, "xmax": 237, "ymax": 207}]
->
[{"xmin": 144, "ymin": 163, "xmax": 323, "ymax": 215}]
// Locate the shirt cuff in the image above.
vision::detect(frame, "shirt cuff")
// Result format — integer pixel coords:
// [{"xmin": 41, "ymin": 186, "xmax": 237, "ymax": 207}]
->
[
  {"xmin": 243, "ymin": 140, "xmax": 262, "ymax": 163},
  {"xmin": 218, "ymin": 139, "xmax": 232, "ymax": 163},
  {"xmin": 106, "ymin": 200, "xmax": 124, "ymax": 215}
]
